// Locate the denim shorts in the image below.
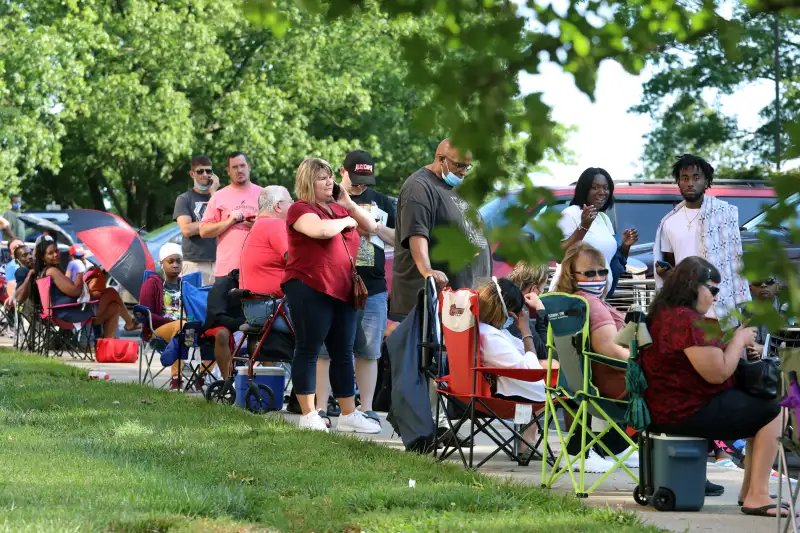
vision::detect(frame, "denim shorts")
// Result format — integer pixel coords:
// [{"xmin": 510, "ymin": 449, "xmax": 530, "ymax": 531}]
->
[{"xmin": 319, "ymin": 291, "xmax": 387, "ymax": 361}]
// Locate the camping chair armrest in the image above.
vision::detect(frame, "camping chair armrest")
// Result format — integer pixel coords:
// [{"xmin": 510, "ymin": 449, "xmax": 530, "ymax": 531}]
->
[
  {"xmin": 585, "ymin": 351, "xmax": 628, "ymax": 370},
  {"xmin": 51, "ymin": 301, "xmax": 98, "ymax": 309},
  {"xmin": 473, "ymin": 366, "xmax": 559, "ymax": 387}
]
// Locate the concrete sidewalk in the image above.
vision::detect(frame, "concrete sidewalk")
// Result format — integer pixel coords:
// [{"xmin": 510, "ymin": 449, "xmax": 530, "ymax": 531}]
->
[{"xmin": 17, "ymin": 347, "xmax": 798, "ymax": 533}]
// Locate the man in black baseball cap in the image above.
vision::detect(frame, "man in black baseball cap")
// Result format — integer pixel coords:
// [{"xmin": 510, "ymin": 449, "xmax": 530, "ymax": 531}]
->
[{"xmin": 315, "ymin": 149, "xmax": 396, "ymax": 424}]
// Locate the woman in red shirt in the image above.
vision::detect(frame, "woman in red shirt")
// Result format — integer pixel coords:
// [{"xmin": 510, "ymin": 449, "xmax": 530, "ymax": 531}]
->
[
  {"xmin": 642, "ymin": 256, "xmax": 784, "ymax": 517},
  {"xmin": 282, "ymin": 157, "xmax": 381, "ymax": 434}
]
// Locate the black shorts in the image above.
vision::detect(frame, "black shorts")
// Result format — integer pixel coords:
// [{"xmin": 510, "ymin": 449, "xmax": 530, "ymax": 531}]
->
[{"xmin": 649, "ymin": 387, "xmax": 780, "ymax": 441}]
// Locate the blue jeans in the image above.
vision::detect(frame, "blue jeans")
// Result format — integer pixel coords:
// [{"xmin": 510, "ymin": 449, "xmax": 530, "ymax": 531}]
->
[
  {"xmin": 318, "ymin": 291, "xmax": 387, "ymax": 361},
  {"xmin": 284, "ymin": 279, "xmax": 358, "ymax": 397}
]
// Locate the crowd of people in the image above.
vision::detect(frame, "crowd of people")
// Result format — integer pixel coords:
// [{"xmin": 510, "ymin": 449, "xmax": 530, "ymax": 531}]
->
[{"xmin": 1, "ymin": 142, "xmax": 790, "ymax": 517}]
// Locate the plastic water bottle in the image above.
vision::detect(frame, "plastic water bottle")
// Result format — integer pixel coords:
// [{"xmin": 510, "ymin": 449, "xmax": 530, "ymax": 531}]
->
[{"xmin": 88, "ymin": 371, "xmax": 110, "ymax": 380}]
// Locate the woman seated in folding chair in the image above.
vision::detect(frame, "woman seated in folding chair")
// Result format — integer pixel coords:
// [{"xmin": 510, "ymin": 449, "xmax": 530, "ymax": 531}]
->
[
  {"xmin": 477, "ymin": 277, "xmax": 558, "ymax": 455},
  {"xmin": 642, "ymin": 257, "xmax": 786, "ymax": 518},
  {"xmin": 554, "ymin": 242, "xmax": 638, "ymax": 472},
  {"xmin": 34, "ymin": 237, "xmax": 139, "ymax": 337}
]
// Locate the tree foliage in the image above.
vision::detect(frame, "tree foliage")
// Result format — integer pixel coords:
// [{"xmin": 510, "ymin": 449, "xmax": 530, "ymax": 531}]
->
[
  {"xmin": 1, "ymin": 0, "xmax": 463, "ymax": 226},
  {"xmin": 631, "ymin": 6, "xmax": 799, "ymax": 178}
]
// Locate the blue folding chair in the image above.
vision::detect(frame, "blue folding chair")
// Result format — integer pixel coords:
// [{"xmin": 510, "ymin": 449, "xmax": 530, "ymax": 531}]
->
[{"xmin": 173, "ymin": 276, "xmax": 215, "ymax": 393}]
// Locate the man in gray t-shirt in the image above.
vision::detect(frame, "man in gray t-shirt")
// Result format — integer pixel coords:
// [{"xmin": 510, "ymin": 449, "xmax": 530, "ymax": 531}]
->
[
  {"xmin": 391, "ymin": 138, "xmax": 492, "ymax": 317},
  {"xmin": 172, "ymin": 155, "xmax": 219, "ymax": 285}
]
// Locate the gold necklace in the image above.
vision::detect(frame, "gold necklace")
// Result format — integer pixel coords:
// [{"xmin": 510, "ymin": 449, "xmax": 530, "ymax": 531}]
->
[{"xmin": 683, "ymin": 206, "xmax": 701, "ymax": 230}]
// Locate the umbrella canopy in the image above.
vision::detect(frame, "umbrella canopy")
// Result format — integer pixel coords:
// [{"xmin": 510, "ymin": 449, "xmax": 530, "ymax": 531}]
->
[
  {"xmin": 65, "ymin": 209, "xmax": 155, "ymax": 300},
  {"xmin": 18, "ymin": 213, "xmax": 74, "ymax": 246}
]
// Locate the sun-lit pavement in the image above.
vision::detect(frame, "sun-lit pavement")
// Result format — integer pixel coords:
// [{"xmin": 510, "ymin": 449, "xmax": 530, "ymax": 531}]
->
[{"xmin": 1, "ymin": 336, "xmax": 791, "ymax": 533}]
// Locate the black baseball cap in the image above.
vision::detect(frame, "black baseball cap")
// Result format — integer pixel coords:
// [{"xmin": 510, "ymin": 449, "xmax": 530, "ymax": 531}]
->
[{"xmin": 342, "ymin": 150, "xmax": 375, "ymax": 186}]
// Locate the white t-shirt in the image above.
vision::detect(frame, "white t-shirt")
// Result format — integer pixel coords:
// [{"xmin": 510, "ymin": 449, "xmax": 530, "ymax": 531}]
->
[
  {"xmin": 549, "ymin": 205, "xmax": 618, "ymax": 293},
  {"xmin": 660, "ymin": 207, "xmax": 715, "ymax": 318},
  {"xmin": 479, "ymin": 323, "xmax": 546, "ymax": 402},
  {"xmin": 661, "ymin": 207, "xmax": 702, "ymax": 265}
]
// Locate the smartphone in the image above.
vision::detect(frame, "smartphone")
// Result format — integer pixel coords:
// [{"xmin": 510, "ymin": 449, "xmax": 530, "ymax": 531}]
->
[
  {"xmin": 656, "ymin": 260, "xmax": 672, "ymax": 271},
  {"xmin": 332, "ymin": 182, "xmax": 341, "ymax": 201}
]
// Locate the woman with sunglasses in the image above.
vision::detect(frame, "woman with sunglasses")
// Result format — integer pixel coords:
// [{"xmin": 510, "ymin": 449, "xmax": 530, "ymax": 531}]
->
[
  {"xmin": 642, "ymin": 257, "xmax": 786, "ymax": 518},
  {"xmin": 554, "ymin": 242, "xmax": 638, "ymax": 473}
]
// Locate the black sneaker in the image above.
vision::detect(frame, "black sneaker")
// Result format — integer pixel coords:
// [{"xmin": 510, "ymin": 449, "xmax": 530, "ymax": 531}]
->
[
  {"xmin": 705, "ymin": 479, "xmax": 725, "ymax": 496},
  {"xmin": 285, "ymin": 394, "xmax": 302, "ymax": 414},
  {"xmin": 327, "ymin": 395, "xmax": 341, "ymax": 417}
]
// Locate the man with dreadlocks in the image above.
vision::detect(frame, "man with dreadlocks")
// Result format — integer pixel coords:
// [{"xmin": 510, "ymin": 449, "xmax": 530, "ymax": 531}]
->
[{"xmin": 653, "ymin": 154, "xmax": 750, "ymax": 326}]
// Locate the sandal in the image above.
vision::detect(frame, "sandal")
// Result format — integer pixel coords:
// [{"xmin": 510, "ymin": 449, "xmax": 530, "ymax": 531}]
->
[
  {"xmin": 741, "ymin": 503, "xmax": 792, "ymax": 517},
  {"xmin": 738, "ymin": 494, "xmax": 777, "ymax": 506},
  {"xmin": 124, "ymin": 322, "xmax": 142, "ymax": 331}
]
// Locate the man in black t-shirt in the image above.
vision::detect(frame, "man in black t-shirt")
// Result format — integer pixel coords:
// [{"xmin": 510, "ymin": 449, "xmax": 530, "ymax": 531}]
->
[
  {"xmin": 315, "ymin": 150, "xmax": 395, "ymax": 423},
  {"xmin": 391, "ymin": 138, "xmax": 492, "ymax": 317},
  {"xmin": 173, "ymin": 155, "xmax": 219, "ymax": 285}
]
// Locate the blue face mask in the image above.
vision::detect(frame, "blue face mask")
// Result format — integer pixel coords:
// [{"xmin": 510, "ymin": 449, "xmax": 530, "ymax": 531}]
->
[
  {"xmin": 492, "ymin": 276, "xmax": 514, "ymax": 329},
  {"xmin": 11, "ymin": 202, "xmax": 21, "ymax": 210},
  {"xmin": 577, "ymin": 280, "xmax": 607, "ymax": 296},
  {"xmin": 442, "ymin": 160, "xmax": 463, "ymax": 188},
  {"xmin": 194, "ymin": 180, "xmax": 211, "ymax": 191}
]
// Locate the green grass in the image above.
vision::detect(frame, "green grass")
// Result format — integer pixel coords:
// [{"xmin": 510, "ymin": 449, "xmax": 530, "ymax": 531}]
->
[{"xmin": 0, "ymin": 349, "xmax": 659, "ymax": 533}]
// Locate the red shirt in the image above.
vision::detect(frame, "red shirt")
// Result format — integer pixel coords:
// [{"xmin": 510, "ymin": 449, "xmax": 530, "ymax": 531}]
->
[
  {"xmin": 641, "ymin": 307, "xmax": 733, "ymax": 425},
  {"xmin": 240, "ymin": 216, "xmax": 288, "ymax": 297},
  {"xmin": 282, "ymin": 201, "xmax": 359, "ymax": 303}
]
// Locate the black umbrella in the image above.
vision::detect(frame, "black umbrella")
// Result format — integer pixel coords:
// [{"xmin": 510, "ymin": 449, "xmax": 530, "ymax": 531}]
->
[{"xmin": 18, "ymin": 213, "xmax": 74, "ymax": 246}]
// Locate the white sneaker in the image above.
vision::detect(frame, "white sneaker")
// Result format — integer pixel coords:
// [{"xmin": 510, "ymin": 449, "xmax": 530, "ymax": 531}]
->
[
  {"xmin": 298, "ymin": 411, "xmax": 329, "ymax": 432},
  {"xmin": 337, "ymin": 411, "xmax": 381, "ymax": 434},
  {"xmin": 569, "ymin": 449, "xmax": 614, "ymax": 473},
  {"xmin": 621, "ymin": 446, "xmax": 640, "ymax": 468}
]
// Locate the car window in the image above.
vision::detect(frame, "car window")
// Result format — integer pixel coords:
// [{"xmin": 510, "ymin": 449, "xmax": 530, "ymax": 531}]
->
[
  {"xmin": 613, "ymin": 200, "xmax": 679, "ymax": 244},
  {"xmin": 720, "ymin": 196, "xmax": 776, "ymax": 226},
  {"xmin": 479, "ymin": 192, "xmax": 569, "ymax": 232},
  {"xmin": 742, "ymin": 193, "xmax": 800, "ymax": 231}
]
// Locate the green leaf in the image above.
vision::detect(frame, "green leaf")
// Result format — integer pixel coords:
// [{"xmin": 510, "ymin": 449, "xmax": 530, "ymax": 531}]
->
[{"xmin": 430, "ymin": 225, "xmax": 480, "ymax": 273}]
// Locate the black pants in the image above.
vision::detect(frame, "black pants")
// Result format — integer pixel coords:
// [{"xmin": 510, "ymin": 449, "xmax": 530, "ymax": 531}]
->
[
  {"xmin": 565, "ymin": 413, "xmax": 634, "ymax": 457},
  {"xmin": 649, "ymin": 387, "xmax": 780, "ymax": 441},
  {"xmin": 284, "ymin": 279, "xmax": 358, "ymax": 398}
]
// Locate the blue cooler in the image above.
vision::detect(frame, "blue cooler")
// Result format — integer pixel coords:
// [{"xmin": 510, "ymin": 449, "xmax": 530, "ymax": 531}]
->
[
  {"xmin": 649, "ymin": 433, "xmax": 707, "ymax": 511},
  {"xmin": 234, "ymin": 366, "xmax": 285, "ymax": 411}
]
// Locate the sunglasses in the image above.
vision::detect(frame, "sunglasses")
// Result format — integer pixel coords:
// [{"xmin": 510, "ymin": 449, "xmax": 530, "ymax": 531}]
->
[
  {"xmin": 443, "ymin": 156, "xmax": 473, "ymax": 172},
  {"xmin": 750, "ymin": 279, "xmax": 776, "ymax": 287},
  {"xmin": 576, "ymin": 269, "xmax": 609, "ymax": 278},
  {"xmin": 193, "ymin": 168, "xmax": 214, "ymax": 175},
  {"xmin": 701, "ymin": 283, "xmax": 720, "ymax": 297}
]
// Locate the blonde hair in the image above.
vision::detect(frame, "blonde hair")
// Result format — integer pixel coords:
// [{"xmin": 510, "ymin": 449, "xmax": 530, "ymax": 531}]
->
[
  {"xmin": 555, "ymin": 242, "xmax": 605, "ymax": 294},
  {"xmin": 508, "ymin": 261, "xmax": 550, "ymax": 293},
  {"xmin": 477, "ymin": 281, "xmax": 506, "ymax": 329},
  {"xmin": 295, "ymin": 158, "xmax": 332, "ymax": 203}
]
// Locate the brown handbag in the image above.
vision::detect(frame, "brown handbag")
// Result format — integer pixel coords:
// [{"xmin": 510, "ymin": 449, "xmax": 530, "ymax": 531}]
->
[
  {"xmin": 85, "ymin": 268, "xmax": 108, "ymax": 298},
  {"xmin": 342, "ymin": 232, "xmax": 368, "ymax": 310}
]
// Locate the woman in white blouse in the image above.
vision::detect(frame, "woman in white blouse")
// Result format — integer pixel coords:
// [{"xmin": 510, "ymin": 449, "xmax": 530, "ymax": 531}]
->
[
  {"xmin": 549, "ymin": 168, "xmax": 638, "ymax": 293},
  {"xmin": 478, "ymin": 277, "xmax": 558, "ymax": 452}
]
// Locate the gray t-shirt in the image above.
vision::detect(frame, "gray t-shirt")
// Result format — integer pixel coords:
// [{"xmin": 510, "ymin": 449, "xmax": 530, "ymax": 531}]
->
[
  {"xmin": 390, "ymin": 167, "xmax": 492, "ymax": 316},
  {"xmin": 173, "ymin": 189, "xmax": 217, "ymax": 262}
]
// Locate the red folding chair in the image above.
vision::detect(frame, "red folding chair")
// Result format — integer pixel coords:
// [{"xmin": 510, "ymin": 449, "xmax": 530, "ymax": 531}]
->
[
  {"xmin": 35, "ymin": 277, "xmax": 98, "ymax": 360},
  {"xmin": 435, "ymin": 287, "xmax": 558, "ymax": 469}
]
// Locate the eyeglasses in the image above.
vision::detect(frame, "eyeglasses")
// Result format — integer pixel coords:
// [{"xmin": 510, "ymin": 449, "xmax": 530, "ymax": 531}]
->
[
  {"xmin": 701, "ymin": 283, "xmax": 720, "ymax": 297},
  {"xmin": 193, "ymin": 168, "xmax": 214, "ymax": 175},
  {"xmin": 576, "ymin": 269, "xmax": 609, "ymax": 278},
  {"xmin": 444, "ymin": 156, "xmax": 473, "ymax": 172},
  {"xmin": 750, "ymin": 279, "xmax": 776, "ymax": 287}
]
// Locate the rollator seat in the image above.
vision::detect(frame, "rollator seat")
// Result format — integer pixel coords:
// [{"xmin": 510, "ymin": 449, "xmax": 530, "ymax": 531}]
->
[{"xmin": 239, "ymin": 323, "xmax": 263, "ymax": 335}]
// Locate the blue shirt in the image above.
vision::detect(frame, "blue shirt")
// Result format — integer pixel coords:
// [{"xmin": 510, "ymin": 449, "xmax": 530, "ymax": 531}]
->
[{"xmin": 4, "ymin": 260, "xmax": 18, "ymax": 283}]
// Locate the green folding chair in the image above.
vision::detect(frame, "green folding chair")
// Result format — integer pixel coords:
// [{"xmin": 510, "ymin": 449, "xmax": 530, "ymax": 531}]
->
[{"xmin": 539, "ymin": 292, "xmax": 638, "ymax": 497}]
